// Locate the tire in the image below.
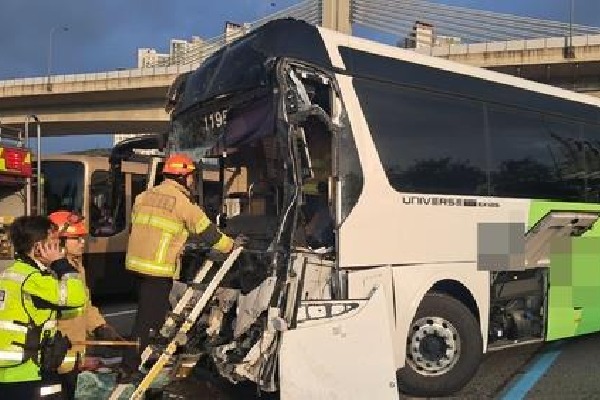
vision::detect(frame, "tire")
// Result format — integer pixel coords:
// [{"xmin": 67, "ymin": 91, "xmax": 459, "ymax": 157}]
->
[{"xmin": 396, "ymin": 292, "xmax": 482, "ymax": 397}]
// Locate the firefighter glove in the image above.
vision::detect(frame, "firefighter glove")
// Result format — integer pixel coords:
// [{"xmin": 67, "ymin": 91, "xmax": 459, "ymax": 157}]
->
[{"xmin": 233, "ymin": 234, "xmax": 249, "ymax": 249}]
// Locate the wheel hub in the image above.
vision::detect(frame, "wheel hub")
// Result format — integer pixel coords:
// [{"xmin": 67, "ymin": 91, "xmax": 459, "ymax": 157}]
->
[{"xmin": 406, "ymin": 316, "xmax": 461, "ymax": 376}]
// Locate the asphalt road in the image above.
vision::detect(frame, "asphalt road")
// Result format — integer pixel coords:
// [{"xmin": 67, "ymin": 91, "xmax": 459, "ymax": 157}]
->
[
  {"xmin": 97, "ymin": 301, "xmax": 600, "ymax": 399},
  {"xmin": 99, "ymin": 301, "xmax": 137, "ymax": 337},
  {"xmin": 398, "ymin": 343, "xmax": 542, "ymax": 400},
  {"xmin": 522, "ymin": 334, "xmax": 600, "ymax": 400},
  {"xmin": 400, "ymin": 333, "xmax": 600, "ymax": 400}
]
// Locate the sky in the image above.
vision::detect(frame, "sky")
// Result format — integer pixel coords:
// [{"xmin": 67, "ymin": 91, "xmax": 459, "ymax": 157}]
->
[{"xmin": 0, "ymin": 0, "xmax": 599, "ymax": 153}]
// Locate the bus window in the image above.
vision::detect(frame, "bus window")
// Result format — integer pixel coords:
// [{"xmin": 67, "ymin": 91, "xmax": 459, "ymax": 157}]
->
[
  {"xmin": 131, "ymin": 173, "xmax": 147, "ymax": 204},
  {"xmin": 90, "ymin": 170, "xmax": 125, "ymax": 237},
  {"xmin": 585, "ymin": 123, "xmax": 600, "ymax": 202},
  {"xmin": 41, "ymin": 160, "xmax": 85, "ymax": 215},
  {"xmin": 487, "ymin": 107, "xmax": 585, "ymax": 202},
  {"xmin": 352, "ymin": 79, "xmax": 488, "ymax": 196}
]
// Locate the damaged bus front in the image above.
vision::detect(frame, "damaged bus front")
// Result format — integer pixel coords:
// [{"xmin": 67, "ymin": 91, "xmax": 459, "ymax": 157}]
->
[{"xmin": 163, "ymin": 19, "xmax": 398, "ymax": 400}]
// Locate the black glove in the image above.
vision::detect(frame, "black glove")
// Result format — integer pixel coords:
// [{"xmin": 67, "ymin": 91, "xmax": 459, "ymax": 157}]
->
[
  {"xmin": 207, "ymin": 249, "xmax": 228, "ymax": 262},
  {"xmin": 233, "ymin": 234, "xmax": 249, "ymax": 249},
  {"xmin": 92, "ymin": 324, "xmax": 123, "ymax": 341},
  {"xmin": 39, "ymin": 330, "xmax": 71, "ymax": 373}
]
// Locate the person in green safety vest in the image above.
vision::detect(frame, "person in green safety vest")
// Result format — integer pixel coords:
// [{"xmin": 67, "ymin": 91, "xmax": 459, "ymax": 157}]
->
[{"xmin": 0, "ymin": 215, "xmax": 87, "ymax": 399}]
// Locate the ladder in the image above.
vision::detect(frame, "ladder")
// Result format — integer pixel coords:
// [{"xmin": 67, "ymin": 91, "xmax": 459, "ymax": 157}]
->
[{"xmin": 110, "ymin": 246, "xmax": 243, "ymax": 400}]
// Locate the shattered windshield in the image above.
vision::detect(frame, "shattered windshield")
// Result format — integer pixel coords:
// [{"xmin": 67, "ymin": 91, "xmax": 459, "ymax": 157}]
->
[{"xmin": 170, "ymin": 94, "xmax": 276, "ymax": 160}]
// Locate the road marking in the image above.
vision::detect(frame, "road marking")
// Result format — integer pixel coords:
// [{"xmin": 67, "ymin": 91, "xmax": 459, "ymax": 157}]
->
[
  {"xmin": 103, "ymin": 309, "xmax": 137, "ymax": 318},
  {"xmin": 499, "ymin": 340, "xmax": 564, "ymax": 400}
]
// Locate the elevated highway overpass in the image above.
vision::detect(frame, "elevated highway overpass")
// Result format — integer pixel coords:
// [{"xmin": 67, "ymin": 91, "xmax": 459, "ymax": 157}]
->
[
  {"xmin": 415, "ymin": 34, "xmax": 600, "ymax": 97},
  {"xmin": 0, "ymin": 64, "xmax": 198, "ymax": 136}
]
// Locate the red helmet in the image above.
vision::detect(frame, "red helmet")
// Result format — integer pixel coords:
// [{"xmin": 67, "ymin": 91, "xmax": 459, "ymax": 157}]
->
[
  {"xmin": 163, "ymin": 154, "xmax": 195, "ymax": 176},
  {"xmin": 49, "ymin": 210, "xmax": 87, "ymax": 238}
]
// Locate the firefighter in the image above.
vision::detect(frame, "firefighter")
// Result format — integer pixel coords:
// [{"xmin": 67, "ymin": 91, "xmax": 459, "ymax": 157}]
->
[
  {"xmin": 0, "ymin": 215, "xmax": 87, "ymax": 399},
  {"xmin": 120, "ymin": 153, "xmax": 243, "ymax": 379},
  {"xmin": 48, "ymin": 210, "xmax": 122, "ymax": 400}
]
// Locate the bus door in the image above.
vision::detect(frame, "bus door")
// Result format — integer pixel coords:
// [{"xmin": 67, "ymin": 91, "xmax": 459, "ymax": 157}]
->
[{"xmin": 85, "ymin": 164, "xmax": 147, "ymax": 298}]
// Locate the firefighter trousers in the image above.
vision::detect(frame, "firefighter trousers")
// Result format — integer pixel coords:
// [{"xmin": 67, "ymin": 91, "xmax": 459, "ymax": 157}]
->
[{"xmin": 122, "ymin": 276, "xmax": 172, "ymax": 372}]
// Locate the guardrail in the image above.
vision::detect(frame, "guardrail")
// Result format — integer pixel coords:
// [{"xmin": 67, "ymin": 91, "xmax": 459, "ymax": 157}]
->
[
  {"xmin": 411, "ymin": 34, "xmax": 600, "ymax": 57},
  {"xmin": 0, "ymin": 63, "xmax": 201, "ymax": 89}
]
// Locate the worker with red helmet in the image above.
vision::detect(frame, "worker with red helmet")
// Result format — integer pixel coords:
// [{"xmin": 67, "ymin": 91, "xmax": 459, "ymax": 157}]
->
[
  {"xmin": 120, "ymin": 153, "xmax": 241, "ymax": 379},
  {"xmin": 48, "ymin": 210, "xmax": 121, "ymax": 399}
]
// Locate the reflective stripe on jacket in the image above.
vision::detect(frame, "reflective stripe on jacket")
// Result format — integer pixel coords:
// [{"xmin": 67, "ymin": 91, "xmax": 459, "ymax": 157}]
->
[
  {"xmin": 0, "ymin": 258, "xmax": 87, "ymax": 383},
  {"xmin": 125, "ymin": 179, "xmax": 234, "ymax": 278}
]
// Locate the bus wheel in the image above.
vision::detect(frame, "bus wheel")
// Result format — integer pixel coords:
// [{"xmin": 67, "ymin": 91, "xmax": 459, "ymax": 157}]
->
[{"xmin": 396, "ymin": 292, "xmax": 482, "ymax": 397}]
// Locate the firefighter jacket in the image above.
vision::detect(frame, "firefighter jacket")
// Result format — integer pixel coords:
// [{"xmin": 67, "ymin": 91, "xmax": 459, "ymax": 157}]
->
[
  {"xmin": 125, "ymin": 179, "xmax": 234, "ymax": 278},
  {"xmin": 0, "ymin": 257, "xmax": 86, "ymax": 383},
  {"xmin": 56, "ymin": 255, "xmax": 106, "ymax": 374}
]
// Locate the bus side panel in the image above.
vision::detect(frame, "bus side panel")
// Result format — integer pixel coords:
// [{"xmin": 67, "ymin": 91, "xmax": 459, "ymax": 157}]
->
[
  {"xmin": 279, "ymin": 286, "xmax": 399, "ymax": 400},
  {"xmin": 530, "ymin": 200, "xmax": 600, "ymax": 340},
  {"xmin": 390, "ymin": 264, "xmax": 489, "ymax": 370},
  {"xmin": 347, "ymin": 267, "xmax": 397, "ymax": 363}
]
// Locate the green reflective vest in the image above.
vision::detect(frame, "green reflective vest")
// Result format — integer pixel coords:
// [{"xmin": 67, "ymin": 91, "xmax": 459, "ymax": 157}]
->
[{"xmin": 0, "ymin": 258, "xmax": 86, "ymax": 383}]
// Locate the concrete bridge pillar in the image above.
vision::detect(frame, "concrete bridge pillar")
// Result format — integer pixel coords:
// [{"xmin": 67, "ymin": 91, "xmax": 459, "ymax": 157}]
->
[{"xmin": 321, "ymin": 0, "xmax": 352, "ymax": 35}]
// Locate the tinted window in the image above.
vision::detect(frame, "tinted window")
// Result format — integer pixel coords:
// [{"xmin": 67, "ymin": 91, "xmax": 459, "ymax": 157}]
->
[
  {"xmin": 175, "ymin": 19, "xmax": 331, "ymax": 115},
  {"xmin": 89, "ymin": 170, "xmax": 125, "ymax": 237},
  {"xmin": 131, "ymin": 174, "xmax": 147, "ymax": 204},
  {"xmin": 42, "ymin": 161, "xmax": 84, "ymax": 215},
  {"xmin": 338, "ymin": 109, "xmax": 364, "ymax": 222},
  {"xmin": 353, "ymin": 78, "xmax": 487, "ymax": 196},
  {"xmin": 487, "ymin": 106, "xmax": 585, "ymax": 201},
  {"xmin": 339, "ymin": 46, "xmax": 599, "ymax": 122},
  {"xmin": 584, "ymin": 123, "xmax": 600, "ymax": 203},
  {"xmin": 172, "ymin": 95, "xmax": 275, "ymax": 159}
]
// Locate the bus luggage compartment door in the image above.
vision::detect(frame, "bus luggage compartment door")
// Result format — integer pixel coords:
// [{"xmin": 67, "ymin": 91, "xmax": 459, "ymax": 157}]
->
[{"xmin": 278, "ymin": 285, "xmax": 399, "ymax": 400}]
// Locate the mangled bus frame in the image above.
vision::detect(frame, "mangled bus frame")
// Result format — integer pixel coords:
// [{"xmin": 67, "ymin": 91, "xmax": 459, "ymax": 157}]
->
[{"xmin": 159, "ymin": 18, "xmax": 600, "ymax": 399}]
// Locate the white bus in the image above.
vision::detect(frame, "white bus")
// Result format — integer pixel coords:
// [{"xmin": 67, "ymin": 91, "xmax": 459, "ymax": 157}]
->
[{"xmin": 158, "ymin": 18, "xmax": 600, "ymax": 398}]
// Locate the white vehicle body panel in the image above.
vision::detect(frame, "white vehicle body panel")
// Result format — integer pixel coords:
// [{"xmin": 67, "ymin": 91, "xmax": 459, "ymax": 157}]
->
[{"xmin": 279, "ymin": 286, "xmax": 399, "ymax": 400}]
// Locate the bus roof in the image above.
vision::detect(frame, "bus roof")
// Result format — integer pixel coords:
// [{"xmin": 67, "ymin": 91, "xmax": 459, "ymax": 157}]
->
[
  {"xmin": 320, "ymin": 25, "xmax": 600, "ymax": 114},
  {"xmin": 174, "ymin": 18, "xmax": 332, "ymax": 116},
  {"xmin": 176, "ymin": 18, "xmax": 599, "ymax": 123}
]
